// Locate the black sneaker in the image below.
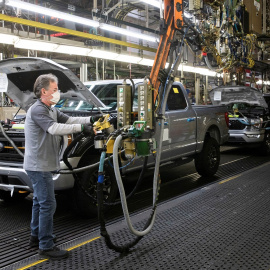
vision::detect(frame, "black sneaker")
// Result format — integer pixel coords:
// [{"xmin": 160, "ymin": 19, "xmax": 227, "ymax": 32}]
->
[
  {"xmin": 39, "ymin": 246, "xmax": 69, "ymax": 260},
  {"xmin": 29, "ymin": 235, "xmax": 57, "ymax": 248}
]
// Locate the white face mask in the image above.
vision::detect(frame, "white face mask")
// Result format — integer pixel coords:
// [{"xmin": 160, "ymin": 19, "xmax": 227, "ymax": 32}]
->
[{"xmin": 50, "ymin": 91, "xmax": 60, "ymax": 104}]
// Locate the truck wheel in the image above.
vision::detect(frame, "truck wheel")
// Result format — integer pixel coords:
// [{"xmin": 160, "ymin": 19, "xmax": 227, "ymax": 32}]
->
[
  {"xmin": 260, "ymin": 131, "xmax": 270, "ymax": 156},
  {"xmin": 0, "ymin": 190, "xmax": 30, "ymax": 202},
  {"xmin": 195, "ymin": 137, "xmax": 220, "ymax": 177},
  {"xmin": 73, "ymin": 154, "xmax": 118, "ymax": 218}
]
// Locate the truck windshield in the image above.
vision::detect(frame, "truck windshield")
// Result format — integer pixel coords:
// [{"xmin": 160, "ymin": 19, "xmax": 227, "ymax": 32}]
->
[
  {"xmin": 56, "ymin": 99, "xmax": 95, "ymax": 111},
  {"xmin": 90, "ymin": 84, "xmax": 118, "ymax": 109},
  {"xmin": 57, "ymin": 82, "xmax": 139, "ymax": 112},
  {"xmin": 86, "ymin": 83, "xmax": 138, "ymax": 109},
  {"xmin": 55, "ymin": 83, "xmax": 121, "ymax": 112}
]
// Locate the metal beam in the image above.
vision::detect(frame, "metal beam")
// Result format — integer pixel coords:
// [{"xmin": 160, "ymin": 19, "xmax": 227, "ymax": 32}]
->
[
  {"xmin": 103, "ymin": 1, "xmax": 122, "ymax": 16},
  {"xmin": 0, "ymin": 14, "xmax": 157, "ymax": 53},
  {"xmin": 92, "ymin": 11, "xmax": 159, "ymax": 34}
]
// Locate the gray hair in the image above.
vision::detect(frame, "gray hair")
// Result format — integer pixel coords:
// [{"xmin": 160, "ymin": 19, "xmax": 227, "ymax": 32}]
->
[{"xmin": 33, "ymin": 73, "xmax": 58, "ymax": 98}]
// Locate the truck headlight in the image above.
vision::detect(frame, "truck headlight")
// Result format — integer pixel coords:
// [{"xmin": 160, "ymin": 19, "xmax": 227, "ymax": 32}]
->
[{"xmin": 250, "ymin": 119, "xmax": 262, "ymax": 129}]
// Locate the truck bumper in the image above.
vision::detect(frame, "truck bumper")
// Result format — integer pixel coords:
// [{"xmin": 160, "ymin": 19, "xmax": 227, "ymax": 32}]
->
[
  {"xmin": 0, "ymin": 157, "xmax": 80, "ymax": 193},
  {"xmin": 228, "ymin": 130, "xmax": 265, "ymax": 144},
  {"xmin": 0, "ymin": 166, "xmax": 33, "ymax": 191}
]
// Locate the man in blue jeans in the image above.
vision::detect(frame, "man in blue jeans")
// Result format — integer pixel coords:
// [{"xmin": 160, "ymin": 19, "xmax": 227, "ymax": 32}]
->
[{"xmin": 24, "ymin": 73, "xmax": 97, "ymax": 260}]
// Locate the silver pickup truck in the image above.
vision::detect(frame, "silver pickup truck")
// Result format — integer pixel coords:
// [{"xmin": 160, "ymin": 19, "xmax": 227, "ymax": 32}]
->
[
  {"xmin": 0, "ymin": 58, "xmax": 229, "ymax": 217},
  {"xmin": 209, "ymin": 86, "xmax": 270, "ymax": 155}
]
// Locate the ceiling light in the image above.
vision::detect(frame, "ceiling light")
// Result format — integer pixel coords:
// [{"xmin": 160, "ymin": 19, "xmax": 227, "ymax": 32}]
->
[
  {"xmin": 88, "ymin": 49, "xmax": 118, "ymax": 60},
  {"xmin": 140, "ymin": 0, "xmax": 162, "ymax": 9},
  {"xmin": 178, "ymin": 65, "xmax": 217, "ymax": 77},
  {"xmin": 0, "ymin": 33, "xmax": 19, "ymax": 44},
  {"xmin": 257, "ymin": 80, "xmax": 270, "ymax": 85},
  {"xmin": 1, "ymin": 33, "xmax": 217, "ymax": 77},
  {"xmin": 54, "ymin": 45, "xmax": 91, "ymax": 56},
  {"xmin": 181, "ymin": 65, "xmax": 194, "ymax": 72},
  {"xmin": 115, "ymin": 54, "xmax": 141, "ymax": 64},
  {"xmin": 100, "ymin": 23, "xmax": 159, "ymax": 43},
  {"xmin": 6, "ymin": 0, "xmax": 99, "ymax": 28},
  {"xmin": 14, "ymin": 39, "xmax": 58, "ymax": 51},
  {"xmin": 138, "ymin": 58, "xmax": 154, "ymax": 66},
  {"xmin": 5, "ymin": 0, "xmax": 159, "ymax": 43},
  {"xmin": 196, "ymin": 68, "xmax": 217, "ymax": 77}
]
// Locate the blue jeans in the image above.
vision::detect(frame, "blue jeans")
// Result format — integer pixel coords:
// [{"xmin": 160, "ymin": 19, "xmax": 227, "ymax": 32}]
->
[{"xmin": 26, "ymin": 171, "xmax": 56, "ymax": 250}]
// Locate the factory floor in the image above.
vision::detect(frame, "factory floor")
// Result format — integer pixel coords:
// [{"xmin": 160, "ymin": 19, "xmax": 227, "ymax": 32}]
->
[{"xmin": 5, "ymin": 159, "xmax": 270, "ymax": 270}]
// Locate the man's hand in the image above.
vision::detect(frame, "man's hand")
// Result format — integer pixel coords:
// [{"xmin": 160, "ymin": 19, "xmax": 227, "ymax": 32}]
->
[
  {"xmin": 81, "ymin": 124, "xmax": 94, "ymax": 136},
  {"xmin": 90, "ymin": 114, "xmax": 104, "ymax": 124}
]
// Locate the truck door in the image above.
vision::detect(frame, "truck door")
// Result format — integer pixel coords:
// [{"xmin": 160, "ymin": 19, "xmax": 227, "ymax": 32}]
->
[{"xmin": 164, "ymin": 84, "xmax": 197, "ymax": 159}]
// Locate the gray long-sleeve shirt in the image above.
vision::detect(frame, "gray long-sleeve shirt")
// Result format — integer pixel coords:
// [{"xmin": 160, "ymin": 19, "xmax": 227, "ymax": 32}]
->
[{"xmin": 23, "ymin": 99, "xmax": 90, "ymax": 171}]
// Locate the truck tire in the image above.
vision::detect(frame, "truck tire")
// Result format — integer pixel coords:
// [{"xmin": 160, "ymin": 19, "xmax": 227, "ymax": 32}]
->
[
  {"xmin": 0, "ymin": 190, "xmax": 30, "ymax": 202},
  {"xmin": 73, "ymin": 154, "xmax": 118, "ymax": 218},
  {"xmin": 260, "ymin": 131, "xmax": 270, "ymax": 156},
  {"xmin": 194, "ymin": 137, "xmax": 220, "ymax": 177}
]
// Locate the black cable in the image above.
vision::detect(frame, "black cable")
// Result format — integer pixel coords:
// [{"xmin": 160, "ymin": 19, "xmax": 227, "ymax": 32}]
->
[
  {"xmin": 62, "ymin": 133, "xmax": 85, "ymax": 171},
  {"xmin": 62, "ymin": 132, "xmax": 149, "ymax": 206},
  {"xmin": 106, "ymin": 156, "xmax": 148, "ymax": 206},
  {"xmin": 97, "ymin": 173, "xmax": 161, "ymax": 253},
  {"xmin": 62, "ymin": 132, "xmax": 100, "ymax": 203}
]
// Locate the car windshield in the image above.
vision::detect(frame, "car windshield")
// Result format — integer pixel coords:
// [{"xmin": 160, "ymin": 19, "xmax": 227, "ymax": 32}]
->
[
  {"xmin": 56, "ymin": 82, "xmax": 139, "ymax": 112},
  {"xmin": 55, "ymin": 99, "xmax": 96, "ymax": 111},
  {"xmin": 86, "ymin": 83, "xmax": 138, "ymax": 108},
  {"xmin": 87, "ymin": 83, "xmax": 118, "ymax": 110}
]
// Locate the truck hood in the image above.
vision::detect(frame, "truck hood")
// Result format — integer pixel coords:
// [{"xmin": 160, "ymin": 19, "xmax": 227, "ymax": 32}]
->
[
  {"xmin": 209, "ymin": 86, "xmax": 268, "ymax": 108},
  {"xmin": 0, "ymin": 57, "xmax": 104, "ymax": 111}
]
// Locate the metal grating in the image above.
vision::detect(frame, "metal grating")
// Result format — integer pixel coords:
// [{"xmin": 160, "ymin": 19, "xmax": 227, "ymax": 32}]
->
[
  {"xmin": 1, "ymin": 147, "xmax": 270, "ymax": 269},
  {"xmin": 18, "ymin": 162, "xmax": 270, "ymax": 270}
]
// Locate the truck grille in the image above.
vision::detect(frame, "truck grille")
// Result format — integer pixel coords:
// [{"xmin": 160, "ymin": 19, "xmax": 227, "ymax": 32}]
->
[
  {"xmin": 0, "ymin": 136, "xmax": 24, "ymax": 163},
  {"xmin": 0, "ymin": 152, "xmax": 24, "ymax": 162},
  {"xmin": 229, "ymin": 119, "xmax": 246, "ymax": 130}
]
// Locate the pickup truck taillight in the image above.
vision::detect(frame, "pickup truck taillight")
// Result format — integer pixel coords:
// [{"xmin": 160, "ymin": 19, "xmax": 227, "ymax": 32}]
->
[{"xmin": 225, "ymin": 112, "xmax": 229, "ymax": 127}]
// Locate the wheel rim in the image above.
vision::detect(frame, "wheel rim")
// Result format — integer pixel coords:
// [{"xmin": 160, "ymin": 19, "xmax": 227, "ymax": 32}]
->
[
  {"xmin": 85, "ymin": 171, "xmax": 97, "ymax": 201},
  {"xmin": 208, "ymin": 145, "xmax": 218, "ymax": 169},
  {"xmin": 84, "ymin": 165, "xmax": 112, "ymax": 202}
]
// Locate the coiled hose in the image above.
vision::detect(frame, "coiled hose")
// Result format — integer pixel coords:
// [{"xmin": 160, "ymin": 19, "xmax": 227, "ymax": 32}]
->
[
  {"xmin": 113, "ymin": 134, "xmax": 157, "ymax": 236},
  {"xmin": 97, "ymin": 150, "xmax": 157, "ymax": 253}
]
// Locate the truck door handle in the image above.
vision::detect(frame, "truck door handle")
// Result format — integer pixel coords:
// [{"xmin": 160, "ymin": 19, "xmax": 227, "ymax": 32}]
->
[{"xmin": 187, "ymin": 118, "xmax": 195, "ymax": 122}]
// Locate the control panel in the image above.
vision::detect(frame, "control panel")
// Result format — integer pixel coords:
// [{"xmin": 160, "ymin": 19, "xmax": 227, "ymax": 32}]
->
[
  {"xmin": 137, "ymin": 82, "xmax": 153, "ymax": 129},
  {"xmin": 117, "ymin": 84, "xmax": 132, "ymax": 128}
]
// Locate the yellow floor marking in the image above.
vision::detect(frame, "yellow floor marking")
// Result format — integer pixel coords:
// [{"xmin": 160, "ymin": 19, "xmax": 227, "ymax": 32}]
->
[
  {"xmin": 66, "ymin": 236, "xmax": 100, "ymax": 251},
  {"xmin": 17, "ymin": 259, "xmax": 48, "ymax": 270},
  {"xmin": 16, "ymin": 236, "xmax": 101, "ymax": 270},
  {"xmin": 219, "ymin": 175, "xmax": 241, "ymax": 184},
  {"xmin": 219, "ymin": 156, "xmax": 249, "ymax": 167}
]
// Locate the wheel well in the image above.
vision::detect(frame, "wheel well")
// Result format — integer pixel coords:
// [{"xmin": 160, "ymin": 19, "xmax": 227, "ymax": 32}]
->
[
  {"xmin": 71, "ymin": 137, "xmax": 95, "ymax": 158},
  {"xmin": 206, "ymin": 125, "xmax": 221, "ymax": 144},
  {"xmin": 77, "ymin": 147, "xmax": 101, "ymax": 167}
]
